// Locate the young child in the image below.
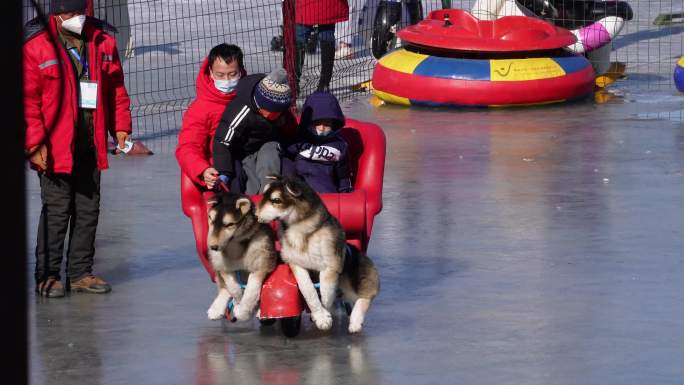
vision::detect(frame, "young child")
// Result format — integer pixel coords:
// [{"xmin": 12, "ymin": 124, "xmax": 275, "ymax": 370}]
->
[
  {"xmin": 281, "ymin": 91, "xmax": 353, "ymax": 193},
  {"xmin": 213, "ymin": 68, "xmax": 296, "ymax": 194}
]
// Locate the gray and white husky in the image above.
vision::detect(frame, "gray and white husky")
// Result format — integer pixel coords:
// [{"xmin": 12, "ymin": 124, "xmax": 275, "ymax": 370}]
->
[
  {"xmin": 206, "ymin": 192, "xmax": 277, "ymax": 322},
  {"xmin": 256, "ymin": 175, "xmax": 379, "ymax": 333}
]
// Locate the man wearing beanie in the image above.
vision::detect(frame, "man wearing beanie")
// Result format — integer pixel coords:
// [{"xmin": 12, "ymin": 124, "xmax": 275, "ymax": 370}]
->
[
  {"xmin": 24, "ymin": 0, "xmax": 132, "ymax": 297},
  {"xmin": 213, "ymin": 68, "xmax": 297, "ymax": 194}
]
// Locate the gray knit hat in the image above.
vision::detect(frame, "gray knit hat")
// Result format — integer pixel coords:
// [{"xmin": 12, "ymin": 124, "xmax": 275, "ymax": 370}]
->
[
  {"xmin": 50, "ymin": 0, "xmax": 88, "ymax": 14},
  {"xmin": 254, "ymin": 68, "xmax": 292, "ymax": 112}
]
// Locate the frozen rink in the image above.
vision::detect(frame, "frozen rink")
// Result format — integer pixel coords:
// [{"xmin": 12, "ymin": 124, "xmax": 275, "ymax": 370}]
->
[
  {"xmin": 24, "ymin": 0, "xmax": 684, "ymax": 383},
  {"xmin": 27, "ymin": 90, "xmax": 684, "ymax": 384}
]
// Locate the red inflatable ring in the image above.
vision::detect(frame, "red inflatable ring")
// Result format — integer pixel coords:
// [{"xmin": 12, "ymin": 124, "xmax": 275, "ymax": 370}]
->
[{"xmin": 371, "ymin": 9, "xmax": 596, "ymax": 107}]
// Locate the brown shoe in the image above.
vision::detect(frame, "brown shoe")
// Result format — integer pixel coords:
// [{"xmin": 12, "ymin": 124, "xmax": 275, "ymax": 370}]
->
[
  {"xmin": 70, "ymin": 275, "xmax": 112, "ymax": 294},
  {"xmin": 36, "ymin": 278, "xmax": 65, "ymax": 298}
]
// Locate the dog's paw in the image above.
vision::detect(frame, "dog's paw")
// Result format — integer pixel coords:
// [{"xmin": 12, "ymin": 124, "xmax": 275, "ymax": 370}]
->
[
  {"xmin": 348, "ymin": 321, "xmax": 363, "ymax": 333},
  {"xmin": 311, "ymin": 309, "xmax": 333, "ymax": 330},
  {"xmin": 207, "ymin": 304, "xmax": 226, "ymax": 320},
  {"xmin": 232, "ymin": 305, "xmax": 252, "ymax": 321}
]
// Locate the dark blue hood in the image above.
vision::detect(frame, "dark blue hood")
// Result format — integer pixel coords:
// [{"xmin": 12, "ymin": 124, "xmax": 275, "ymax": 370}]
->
[{"xmin": 300, "ymin": 91, "xmax": 345, "ymax": 132}]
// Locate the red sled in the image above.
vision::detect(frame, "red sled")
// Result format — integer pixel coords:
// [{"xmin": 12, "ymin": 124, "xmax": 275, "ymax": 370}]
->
[{"xmin": 180, "ymin": 118, "xmax": 386, "ymax": 336}]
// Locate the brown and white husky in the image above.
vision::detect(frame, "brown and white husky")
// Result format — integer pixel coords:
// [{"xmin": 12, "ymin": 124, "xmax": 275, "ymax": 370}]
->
[
  {"xmin": 206, "ymin": 192, "xmax": 277, "ymax": 322},
  {"xmin": 256, "ymin": 176, "xmax": 379, "ymax": 333}
]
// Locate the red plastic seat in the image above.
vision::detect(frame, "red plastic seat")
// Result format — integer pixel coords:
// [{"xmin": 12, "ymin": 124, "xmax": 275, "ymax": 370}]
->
[
  {"xmin": 180, "ymin": 118, "xmax": 386, "ymax": 280},
  {"xmin": 398, "ymin": 9, "xmax": 577, "ymax": 52}
]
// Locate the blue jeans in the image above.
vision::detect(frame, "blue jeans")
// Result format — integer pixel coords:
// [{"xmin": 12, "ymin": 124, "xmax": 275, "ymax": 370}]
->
[{"xmin": 296, "ymin": 23, "xmax": 335, "ymax": 45}]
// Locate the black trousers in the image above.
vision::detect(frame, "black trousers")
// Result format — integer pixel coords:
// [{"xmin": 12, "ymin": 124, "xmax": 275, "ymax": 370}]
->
[{"xmin": 35, "ymin": 157, "xmax": 101, "ymax": 283}]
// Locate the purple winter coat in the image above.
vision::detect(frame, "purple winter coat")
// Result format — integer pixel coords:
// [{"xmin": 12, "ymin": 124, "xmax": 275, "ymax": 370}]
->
[{"xmin": 282, "ymin": 91, "xmax": 352, "ymax": 193}]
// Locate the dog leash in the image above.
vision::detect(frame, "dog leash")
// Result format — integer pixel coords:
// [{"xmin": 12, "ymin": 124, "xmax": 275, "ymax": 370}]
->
[
  {"xmin": 238, "ymin": 246, "xmax": 353, "ymax": 289},
  {"xmin": 228, "ymin": 245, "xmax": 355, "ymax": 319},
  {"xmin": 216, "ymin": 178, "xmax": 230, "ymax": 192}
]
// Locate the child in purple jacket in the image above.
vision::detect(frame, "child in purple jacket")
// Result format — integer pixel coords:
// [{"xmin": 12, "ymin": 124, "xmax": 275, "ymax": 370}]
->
[{"xmin": 281, "ymin": 91, "xmax": 352, "ymax": 193}]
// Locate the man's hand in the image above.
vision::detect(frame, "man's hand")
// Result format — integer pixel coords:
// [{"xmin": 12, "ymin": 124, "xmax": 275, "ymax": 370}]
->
[
  {"xmin": 116, "ymin": 131, "xmax": 129, "ymax": 150},
  {"xmin": 203, "ymin": 167, "xmax": 219, "ymax": 190},
  {"xmin": 28, "ymin": 144, "xmax": 48, "ymax": 171}
]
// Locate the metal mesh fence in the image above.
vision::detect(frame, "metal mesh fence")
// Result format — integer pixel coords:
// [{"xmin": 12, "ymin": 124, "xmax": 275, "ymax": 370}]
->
[
  {"xmin": 22, "ymin": 0, "xmax": 684, "ymax": 151},
  {"xmin": 23, "ymin": 0, "xmax": 288, "ymax": 153}
]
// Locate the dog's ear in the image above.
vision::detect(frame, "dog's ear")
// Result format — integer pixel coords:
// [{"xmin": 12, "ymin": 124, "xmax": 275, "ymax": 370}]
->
[
  {"xmin": 285, "ymin": 182, "xmax": 302, "ymax": 198},
  {"xmin": 206, "ymin": 196, "xmax": 219, "ymax": 208},
  {"xmin": 236, "ymin": 197, "xmax": 252, "ymax": 215},
  {"xmin": 263, "ymin": 174, "xmax": 281, "ymax": 193},
  {"xmin": 261, "ymin": 174, "xmax": 283, "ymax": 193}
]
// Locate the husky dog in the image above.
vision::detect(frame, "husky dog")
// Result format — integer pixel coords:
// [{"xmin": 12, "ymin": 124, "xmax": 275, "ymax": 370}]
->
[
  {"xmin": 206, "ymin": 192, "xmax": 277, "ymax": 321},
  {"xmin": 256, "ymin": 175, "xmax": 379, "ymax": 333}
]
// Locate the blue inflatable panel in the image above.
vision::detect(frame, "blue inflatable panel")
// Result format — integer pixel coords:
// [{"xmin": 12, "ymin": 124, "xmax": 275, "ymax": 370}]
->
[
  {"xmin": 413, "ymin": 56, "xmax": 491, "ymax": 81},
  {"xmin": 674, "ymin": 58, "xmax": 684, "ymax": 92}
]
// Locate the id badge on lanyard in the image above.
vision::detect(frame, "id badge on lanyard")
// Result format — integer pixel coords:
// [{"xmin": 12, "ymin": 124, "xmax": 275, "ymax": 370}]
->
[
  {"xmin": 69, "ymin": 47, "xmax": 98, "ymax": 109},
  {"xmin": 79, "ymin": 81, "xmax": 98, "ymax": 109}
]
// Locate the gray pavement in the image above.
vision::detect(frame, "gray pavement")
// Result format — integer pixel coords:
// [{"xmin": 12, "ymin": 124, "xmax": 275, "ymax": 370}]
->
[{"xmin": 27, "ymin": 89, "xmax": 684, "ymax": 384}]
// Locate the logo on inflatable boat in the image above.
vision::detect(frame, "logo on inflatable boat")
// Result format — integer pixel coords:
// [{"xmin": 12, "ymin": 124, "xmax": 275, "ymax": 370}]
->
[{"xmin": 490, "ymin": 58, "xmax": 566, "ymax": 81}]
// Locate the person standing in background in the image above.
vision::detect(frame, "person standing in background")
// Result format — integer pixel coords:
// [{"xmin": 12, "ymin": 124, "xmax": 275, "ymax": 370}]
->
[
  {"xmin": 295, "ymin": 0, "xmax": 349, "ymax": 92},
  {"xmin": 24, "ymin": 0, "xmax": 132, "ymax": 297},
  {"xmin": 334, "ymin": 0, "xmax": 375, "ymax": 59}
]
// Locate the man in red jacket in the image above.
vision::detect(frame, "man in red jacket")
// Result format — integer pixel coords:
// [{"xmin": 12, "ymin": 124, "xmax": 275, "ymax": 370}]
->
[
  {"xmin": 176, "ymin": 44, "xmax": 245, "ymax": 279},
  {"xmin": 176, "ymin": 44, "xmax": 246, "ymax": 192},
  {"xmin": 24, "ymin": 0, "xmax": 132, "ymax": 297}
]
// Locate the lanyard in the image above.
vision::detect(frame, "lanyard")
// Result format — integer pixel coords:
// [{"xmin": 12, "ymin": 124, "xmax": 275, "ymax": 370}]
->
[{"xmin": 68, "ymin": 47, "xmax": 89, "ymax": 78}]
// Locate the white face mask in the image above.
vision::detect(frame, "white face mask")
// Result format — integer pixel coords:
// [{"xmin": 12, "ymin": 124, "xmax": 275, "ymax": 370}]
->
[
  {"xmin": 213, "ymin": 77, "xmax": 239, "ymax": 94},
  {"xmin": 60, "ymin": 15, "xmax": 86, "ymax": 35}
]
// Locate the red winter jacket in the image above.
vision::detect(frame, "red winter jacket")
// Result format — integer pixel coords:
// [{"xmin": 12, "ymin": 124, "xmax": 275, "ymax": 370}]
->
[
  {"xmin": 296, "ymin": 0, "xmax": 349, "ymax": 25},
  {"xmin": 23, "ymin": 16, "xmax": 132, "ymax": 174},
  {"xmin": 176, "ymin": 58, "xmax": 241, "ymax": 186}
]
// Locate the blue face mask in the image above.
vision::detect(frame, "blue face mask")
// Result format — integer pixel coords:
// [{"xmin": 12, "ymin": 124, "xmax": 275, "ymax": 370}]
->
[
  {"xmin": 315, "ymin": 127, "xmax": 334, "ymax": 137},
  {"xmin": 309, "ymin": 126, "xmax": 334, "ymax": 137},
  {"xmin": 214, "ymin": 78, "xmax": 239, "ymax": 94}
]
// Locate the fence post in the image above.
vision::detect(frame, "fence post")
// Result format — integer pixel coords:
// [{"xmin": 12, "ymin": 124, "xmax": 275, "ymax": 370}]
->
[
  {"xmin": 1, "ymin": 0, "xmax": 27, "ymax": 384},
  {"xmin": 283, "ymin": 0, "xmax": 297, "ymax": 106}
]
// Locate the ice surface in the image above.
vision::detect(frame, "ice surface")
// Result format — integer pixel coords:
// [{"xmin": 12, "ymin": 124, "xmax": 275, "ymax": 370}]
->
[
  {"xmin": 24, "ymin": 2, "xmax": 684, "ymax": 384},
  {"xmin": 26, "ymin": 92, "xmax": 684, "ymax": 385}
]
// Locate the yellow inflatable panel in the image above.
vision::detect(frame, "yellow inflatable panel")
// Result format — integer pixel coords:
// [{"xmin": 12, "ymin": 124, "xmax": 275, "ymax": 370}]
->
[
  {"xmin": 677, "ymin": 56, "xmax": 684, "ymax": 67},
  {"xmin": 372, "ymin": 88, "xmax": 411, "ymax": 105},
  {"xmin": 377, "ymin": 49, "xmax": 428, "ymax": 75},
  {"xmin": 490, "ymin": 58, "xmax": 566, "ymax": 81}
]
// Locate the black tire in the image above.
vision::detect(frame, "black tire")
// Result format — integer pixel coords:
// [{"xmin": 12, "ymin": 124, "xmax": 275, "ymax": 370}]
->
[
  {"xmin": 371, "ymin": 1, "xmax": 402, "ymax": 59},
  {"xmin": 281, "ymin": 316, "xmax": 302, "ymax": 338},
  {"xmin": 371, "ymin": 24, "xmax": 396, "ymax": 59},
  {"xmin": 518, "ymin": 0, "xmax": 559, "ymax": 22},
  {"xmin": 406, "ymin": 0, "xmax": 424, "ymax": 25},
  {"xmin": 260, "ymin": 318, "xmax": 277, "ymax": 326}
]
